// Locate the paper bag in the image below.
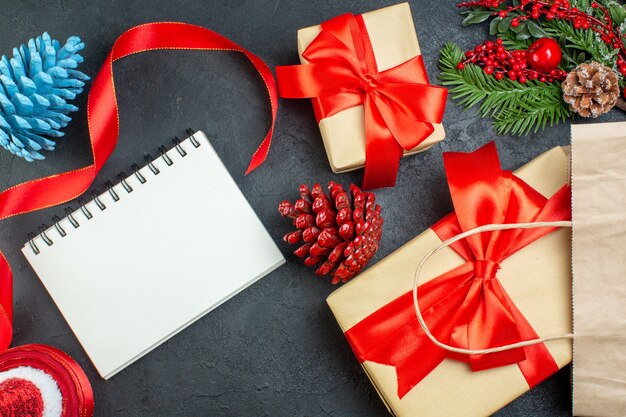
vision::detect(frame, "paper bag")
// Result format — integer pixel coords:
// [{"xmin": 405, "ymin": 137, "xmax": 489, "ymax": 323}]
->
[{"xmin": 571, "ymin": 122, "xmax": 626, "ymax": 416}]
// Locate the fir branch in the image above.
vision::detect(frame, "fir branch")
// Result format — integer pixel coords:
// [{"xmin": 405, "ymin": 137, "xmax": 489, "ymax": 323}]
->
[
  {"xmin": 493, "ymin": 98, "xmax": 572, "ymax": 134},
  {"xmin": 438, "ymin": 43, "xmax": 572, "ymax": 136},
  {"xmin": 542, "ymin": 18, "xmax": 619, "ymax": 69},
  {"xmin": 461, "ymin": 0, "xmax": 626, "ymax": 72}
]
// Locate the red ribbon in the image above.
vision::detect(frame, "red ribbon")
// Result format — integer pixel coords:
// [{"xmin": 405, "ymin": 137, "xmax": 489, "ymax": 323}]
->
[
  {"xmin": 0, "ymin": 22, "xmax": 277, "ymax": 407},
  {"xmin": 0, "ymin": 344, "xmax": 95, "ymax": 417},
  {"xmin": 344, "ymin": 142, "xmax": 571, "ymax": 398},
  {"xmin": 276, "ymin": 13, "xmax": 447, "ymax": 190}
]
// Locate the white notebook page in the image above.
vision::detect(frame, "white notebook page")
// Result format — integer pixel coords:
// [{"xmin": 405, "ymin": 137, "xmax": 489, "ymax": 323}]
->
[{"xmin": 22, "ymin": 131, "xmax": 285, "ymax": 379}]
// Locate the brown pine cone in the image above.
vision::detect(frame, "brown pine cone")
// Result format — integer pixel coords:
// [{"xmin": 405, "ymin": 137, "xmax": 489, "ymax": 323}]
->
[
  {"xmin": 562, "ymin": 61, "xmax": 619, "ymax": 118},
  {"xmin": 279, "ymin": 182, "xmax": 383, "ymax": 284}
]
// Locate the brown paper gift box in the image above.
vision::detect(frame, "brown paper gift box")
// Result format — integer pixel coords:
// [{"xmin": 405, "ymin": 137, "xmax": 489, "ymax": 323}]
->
[
  {"xmin": 327, "ymin": 146, "xmax": 572, "ymax": 417},
  {"xmin": 296, "ymin": 2, "xmax": 446, "ymax": 174}
]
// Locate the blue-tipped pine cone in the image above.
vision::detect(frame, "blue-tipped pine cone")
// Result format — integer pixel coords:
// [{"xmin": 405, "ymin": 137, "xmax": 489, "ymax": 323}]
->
[{"xmin": 0, "ymin": 33, "xmax": 89, "ymax": 161}]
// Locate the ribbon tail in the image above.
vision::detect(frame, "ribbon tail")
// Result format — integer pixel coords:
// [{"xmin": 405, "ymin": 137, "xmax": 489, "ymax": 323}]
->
[
  {"xmin": 345, "ymin": 264, "xmax": 475, "ymax": 397},
  {"xmin": 456, "ymin": 279, "xmax": 527, "ymax": 371},
  {"xmin": 362, "ymin": 96, "xmax": 403, "ymax": 190},
  {"xmin": 0, "ymin": 251, "xmax": 12, "ymax": 351},
  {"xmin": 241, "ymin": 50, "xmax": 278, "ymax": 175},
  {"xmin": 496, "ymin": 281, "xmax": 560, "ymax": 388}
]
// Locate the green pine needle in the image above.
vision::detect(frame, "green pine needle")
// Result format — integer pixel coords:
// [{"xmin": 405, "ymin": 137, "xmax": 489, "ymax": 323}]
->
[{"xmin": 438, "ymin": 43, "xmax": 572, "ymax": 136}]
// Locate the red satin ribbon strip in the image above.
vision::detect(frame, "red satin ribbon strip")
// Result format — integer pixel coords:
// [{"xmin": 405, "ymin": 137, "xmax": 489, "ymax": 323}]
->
[
  {"xmin": 345, "ymin": 142, "xmax": 570, "ymax": 398},
  {"xmin": 0, "ymin": 22, "xmax": 277, "ymax": 410},
  {"xmin": 276, "ymin": 13, "xmax": 447, "ymax": 190},
  {"xmin": 0, "ymin": 253, "xmax": 12, "ymax": 352}
]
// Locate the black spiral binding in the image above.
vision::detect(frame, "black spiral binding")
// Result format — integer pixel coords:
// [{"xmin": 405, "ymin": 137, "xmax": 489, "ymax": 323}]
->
[{"xmin": 27, "ymin": 129, "xmax": 202, "ymax": 255}]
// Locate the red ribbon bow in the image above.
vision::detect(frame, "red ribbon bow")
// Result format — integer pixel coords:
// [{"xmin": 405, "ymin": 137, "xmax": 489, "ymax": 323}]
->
[
  {"xmin": 345, "ymin": 142, "xmax": 571, "ymax": 398},
  {"xmin": 276, "ymin": 13, "xmax": 448, "ymax": 190}
]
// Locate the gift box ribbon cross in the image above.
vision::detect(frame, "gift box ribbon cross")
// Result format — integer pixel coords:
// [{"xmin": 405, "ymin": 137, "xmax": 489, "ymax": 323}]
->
[
  {"xmin": 276, "ymin": 13, "xmax": 448, "ymax": 189},
  {"xmin": 344, "ymin": 142, "xmax": 571, "ymax": 398}
]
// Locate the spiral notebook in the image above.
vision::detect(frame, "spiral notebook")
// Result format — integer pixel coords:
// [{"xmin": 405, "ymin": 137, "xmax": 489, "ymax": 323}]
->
[{"xmin": 21, "ymin": 131, "xmax": 285, "ymax": 379}]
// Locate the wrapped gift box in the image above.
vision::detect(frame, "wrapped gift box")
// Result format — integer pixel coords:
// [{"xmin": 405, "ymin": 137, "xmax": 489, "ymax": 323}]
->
[
  {"xmin": 327, "ymin": 146, "xmax": 572, "ymax": 416},
  {"xmin": 296, "ymin": 3, "xmax": 446, "ymax": 174}
]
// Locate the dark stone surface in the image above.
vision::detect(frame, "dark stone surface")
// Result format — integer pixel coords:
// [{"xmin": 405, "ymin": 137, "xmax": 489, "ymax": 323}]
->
[{"xmin": 1, "ymin": 0, "xmax": 620, "ymax": 416}]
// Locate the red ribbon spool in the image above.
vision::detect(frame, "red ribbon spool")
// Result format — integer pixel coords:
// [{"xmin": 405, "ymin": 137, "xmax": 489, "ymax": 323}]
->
[{"xmin": 0, "ymin": 345, "xmax": 93, "ymax": 417}]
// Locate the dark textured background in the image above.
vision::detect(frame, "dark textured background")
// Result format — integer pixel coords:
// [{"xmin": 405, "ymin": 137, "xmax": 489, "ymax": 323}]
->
[{"xmin": 1, "ymin": 0, "xmax": 620, "ymax": 416}]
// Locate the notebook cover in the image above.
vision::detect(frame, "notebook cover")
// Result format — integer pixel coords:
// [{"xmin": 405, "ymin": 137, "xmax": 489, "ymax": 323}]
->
[{"xmin": 22, "ymin": 131, "xmax": 285, "ymax": 379}]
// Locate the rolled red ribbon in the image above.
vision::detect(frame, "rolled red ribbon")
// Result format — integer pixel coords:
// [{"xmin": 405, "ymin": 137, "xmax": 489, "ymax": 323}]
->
[
  {"xmin": 276, "ymin": 13, "xmax": 447, "ymax": 189},
  {"xmin": 344, "ymin": 142, "xmax": 571, "ymax": 398}
]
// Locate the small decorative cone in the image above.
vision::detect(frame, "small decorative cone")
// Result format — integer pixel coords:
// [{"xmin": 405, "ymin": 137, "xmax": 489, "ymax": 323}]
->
[
  {"xmin": 562, "ymin": 61, "xmax": 619, "ymax": 118},
  {"xmin": 279, "ymin": 182, "xmax": 383, "ymax": 284},
  {"xmin": 0, "ymin": 33, "xmax": 89, "ymax": 161}
]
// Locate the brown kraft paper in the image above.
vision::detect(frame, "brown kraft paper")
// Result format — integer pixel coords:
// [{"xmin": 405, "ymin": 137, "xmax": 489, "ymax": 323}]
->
[{"xmin": 571, "ymin": 122, "xmax": 626, "ymax": 417}]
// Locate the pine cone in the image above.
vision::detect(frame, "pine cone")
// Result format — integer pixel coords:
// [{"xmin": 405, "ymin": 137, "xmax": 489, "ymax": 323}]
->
[
  {"xmin": 279, "ymin": 182, "xmax": 383, "ymax": 284},
  {"xmin": 562, "ymin": 61, "xmax": 619, "ymax": 118},
  {"xmin": 0, "ymin": 33, "xmax": 89, "ymax": 161}
]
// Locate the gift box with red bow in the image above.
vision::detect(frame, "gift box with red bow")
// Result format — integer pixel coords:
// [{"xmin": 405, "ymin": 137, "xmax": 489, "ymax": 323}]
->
[
  {"xmin": 277, "ymin": 3, "xmax": 447, "ymax": 189},
  {"xmin": 327, "ymin": 143, "xmax": 572, "ymax": 416}
]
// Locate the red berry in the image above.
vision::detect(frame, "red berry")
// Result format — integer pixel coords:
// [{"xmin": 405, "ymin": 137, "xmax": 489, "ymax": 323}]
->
[
  {"xmin": 457, "ymin": 62, "xmax": 465, "ymax": 70},
  {"xmin": 496, "ymin": 38, "xmax": 503, "ymax": 45},
  {"xmin": 508, "ymin": 70, "xmax": 517, "ymax": 79},
  {"xmin": 518, "ymin": 75, "xmax": 527, "ymax": 83},
  {"xmin": 539, "ymin": 76, "xmax": 547, "ymax": 82},
  {"xmin": 511, "ymin": 18, "xmax": 520, "ymax": 28},
  {"xmin": 527, "ymin": 38, "xmax": 562, "ymax": 73},
  {"xmin": 619, "ymin": 65, "xmax": 626, "ymax": 76},
  {"xmin": 484, "ymin": 66, "xmax": 494, "ymax": 75},
  {"xmin": 499, "ymin": 11, "xmax": 507, "ymax": 18},
  {"xmin": 495, "ymin": 72, "xmax": 504, "ymax": 80},
  {"xmin": 592, "ymin": 2, "xmax": 598, "ymax": 8}
]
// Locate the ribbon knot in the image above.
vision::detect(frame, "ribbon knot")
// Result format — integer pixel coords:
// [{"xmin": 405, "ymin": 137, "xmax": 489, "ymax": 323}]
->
[
  {"xmin": 473, "ymin": 260, "xmax": 499, "ymax": 279},
  {"xmin": 276, "ymin": 13, "xmax": 447, "ymax": 189},
  {"xmin": 359, "ymin": 73, "xmax": 379, "ymax": 92}
]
